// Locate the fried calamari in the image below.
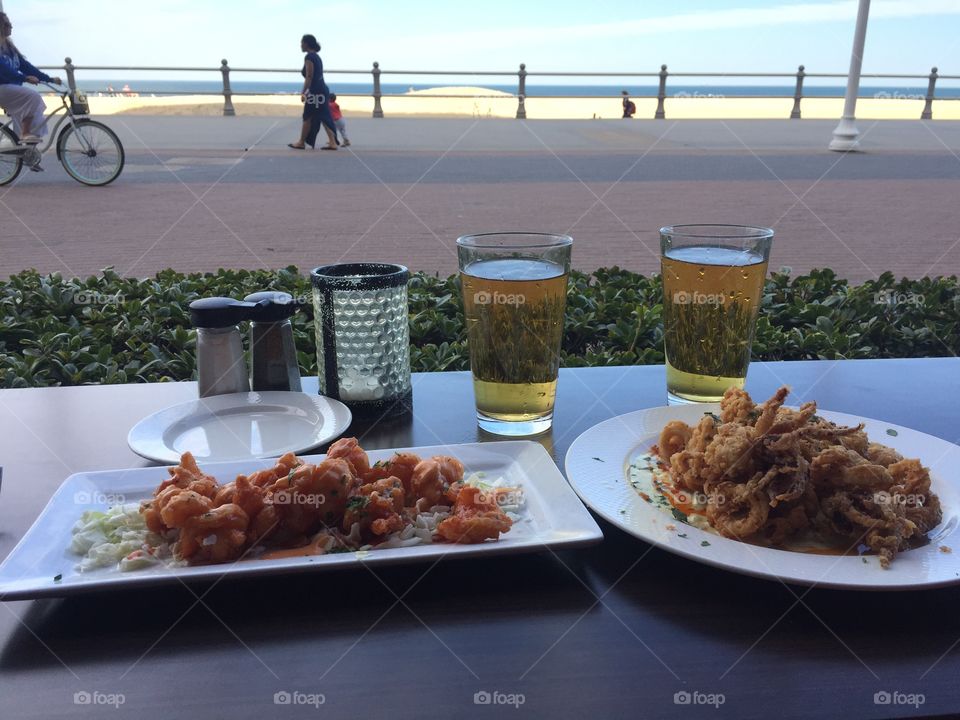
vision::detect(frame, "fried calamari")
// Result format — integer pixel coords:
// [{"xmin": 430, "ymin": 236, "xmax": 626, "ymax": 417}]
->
[{"xmin": 657, "ymin": 386, "xmax": 942, "ymax": 568}]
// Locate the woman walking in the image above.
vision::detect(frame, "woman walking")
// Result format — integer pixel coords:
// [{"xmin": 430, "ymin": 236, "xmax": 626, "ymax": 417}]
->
[
  {"xmin": 288, "ymin": 34, "xmax": 337, "ymax": 150},
  {"xmin": 0, "ymin": 12, "xmax": 62, "ymax": 143}
]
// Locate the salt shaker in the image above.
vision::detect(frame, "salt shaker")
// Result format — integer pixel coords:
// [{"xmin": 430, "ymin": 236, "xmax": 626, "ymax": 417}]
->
[
  {"xmin": 244, "ymin": 291, "xmax": 302, "ymax": 392},
  {"xmin": 189, "ymin": 297, "xmax": 258, "ymax": 398}
]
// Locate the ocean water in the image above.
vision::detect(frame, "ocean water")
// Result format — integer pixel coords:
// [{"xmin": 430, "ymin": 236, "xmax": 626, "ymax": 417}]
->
[{"xmin": 75, "ymin": 79, "xmax": 960, "ymax": 100}]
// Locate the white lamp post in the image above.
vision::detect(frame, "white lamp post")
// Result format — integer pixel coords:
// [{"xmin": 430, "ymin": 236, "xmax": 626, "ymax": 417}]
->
[{"xmin": 830, "ymin": 0, "xmax": 871, "ymax": 151}]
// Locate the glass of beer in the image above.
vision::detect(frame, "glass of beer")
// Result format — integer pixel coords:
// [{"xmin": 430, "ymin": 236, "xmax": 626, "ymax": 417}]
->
[
  {"xmin": 457, "ymin": 233, "xmax": 572, "ymax": 436},
  {"xmin": 660, "ymin": 225, "xmax": 773, "ymax": 404}
]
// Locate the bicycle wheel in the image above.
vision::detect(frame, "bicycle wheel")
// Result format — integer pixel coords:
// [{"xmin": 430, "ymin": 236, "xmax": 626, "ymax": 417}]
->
[
  {"xmin": 0, "ymin": 125, "xmax": 23, "ymax": 186},
  {"xmin": 57, "ymin": 119, "xmax": 124, "ymax": 186}
]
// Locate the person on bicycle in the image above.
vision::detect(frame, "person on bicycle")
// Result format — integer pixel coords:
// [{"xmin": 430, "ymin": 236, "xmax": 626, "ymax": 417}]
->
[{"xmin": 0, "ymin": 12, "xmax": 62, "ymax": 144}]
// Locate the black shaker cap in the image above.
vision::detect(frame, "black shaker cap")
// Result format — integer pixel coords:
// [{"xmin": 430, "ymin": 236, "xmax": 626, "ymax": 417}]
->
[
  {"xmin": 189, "ymin": 297, "xmax": 260, "ymax": 328},
  {"xmin": 243, "ymin": 291, "xmax": 299, "ymax": 322}
]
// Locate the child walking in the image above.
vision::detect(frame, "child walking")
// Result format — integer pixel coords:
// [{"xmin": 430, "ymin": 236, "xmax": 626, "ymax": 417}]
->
[{"xmin": 329, "ymin": 93, "xmax": 350, "ymax": 147}]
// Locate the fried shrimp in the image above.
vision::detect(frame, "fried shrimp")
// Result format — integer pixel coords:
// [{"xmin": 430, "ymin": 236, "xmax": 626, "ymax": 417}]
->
[
  {"xmin": 158, "ymin": 489, "xmax": 213, "ymax": 529},
  {"xmin": 653, "ymin": 386, "xmax": 942, "ymax": 568},
  {"xmin": 436, "ymin": 486, "xmax": 513, "ymax": 544},
  {"xmin": 327, "ymin": 437, "xmax": 371, "ymax": 478},
  {"xmin": 342, "ymin": 477, "xmax": 406, "ymax": 537},
  {"xmin": 276, "ymin": 458, "xmax": 359, "ymax": 534},
  {"xmin": 155, "ymin": 451, "xmax": 219, "ymax": 499},
  {"xmin": 363, "ymin": 452, "xmax": 421, "ymax": 495},
  {"xmin": 411, "ymin": 455, "xmax": 465, "ymax": 509},
  {"xmin": 136, "ymin": 438, "xmax": 517, "ymax": 564},
  {"xmin": 178, "ymin": 504, "xmax": 250, "ymax": 563}
]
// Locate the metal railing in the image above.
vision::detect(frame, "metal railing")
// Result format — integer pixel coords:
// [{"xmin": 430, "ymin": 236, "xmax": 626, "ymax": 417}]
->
[{"xmin": 38, "ymin": 58, "xmax": 957, "ymax": 120}]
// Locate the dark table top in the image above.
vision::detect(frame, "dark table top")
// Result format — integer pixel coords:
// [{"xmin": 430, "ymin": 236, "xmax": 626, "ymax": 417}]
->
[{"xmin": 1, "ymin": 359, "xmax": 959, "ymax": 720}]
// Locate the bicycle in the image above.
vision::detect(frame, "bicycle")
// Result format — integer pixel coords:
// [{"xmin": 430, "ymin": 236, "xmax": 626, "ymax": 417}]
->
[{"xmin": 0, "ymin": 82, "xmax": 124, "ymax": 186}]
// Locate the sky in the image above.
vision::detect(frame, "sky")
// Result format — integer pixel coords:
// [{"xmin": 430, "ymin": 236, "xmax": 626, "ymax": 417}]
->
[{"xmin": 2, "ymin": 0, "xmax": 958, "ymax": 86}]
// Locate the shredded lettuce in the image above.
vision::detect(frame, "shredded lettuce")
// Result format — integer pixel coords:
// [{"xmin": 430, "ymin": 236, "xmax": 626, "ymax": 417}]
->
[{"xmin": 70, "ymin": 503, "xmax": 162, "ymax": 572}]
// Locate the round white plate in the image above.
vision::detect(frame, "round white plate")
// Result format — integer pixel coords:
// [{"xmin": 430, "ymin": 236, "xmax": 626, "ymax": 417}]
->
[
  {"xmin": 565, "ymin": 404, "xmax": 960, "ymax": 590},
  {"xmin": 128, "ymin": 392, "xmax": 352, "ymax": 464}
]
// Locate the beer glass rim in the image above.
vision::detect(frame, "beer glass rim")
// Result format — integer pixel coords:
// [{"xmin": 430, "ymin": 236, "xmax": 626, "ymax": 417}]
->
[
  {"xmin": 456, "ymin": 232, "xmax": 573, "ymax": 250},
  {"xmin": 659, "ymin": 224, "xmax": 774, "ymax": 240}
]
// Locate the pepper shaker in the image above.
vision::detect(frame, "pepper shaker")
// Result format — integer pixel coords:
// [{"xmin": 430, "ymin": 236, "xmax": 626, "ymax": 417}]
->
[
  {"xmin": 189, "ymin": 297, "xmax": 258, "ymax": 398},
  {"xmin": 244, "ymin": 291, "xmax": 302, "ymax": 392}
]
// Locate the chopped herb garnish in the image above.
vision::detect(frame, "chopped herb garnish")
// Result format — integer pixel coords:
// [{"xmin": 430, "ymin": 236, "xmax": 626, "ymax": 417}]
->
[
  {"xmin": 704, "ymin": 412, "xmax": 721, "ymax": 423},
  {"xmin": 346, "ymin": 496, "xmax": 370, "ymax": 511},
  {"xmin": 592, "ymin": 457, "xmax": 605, "ymax": 463},
  {"xmin": 861, "ymin": 557, "xmax": 868, "ymax": 564},
  {"xmin": 886, "ymin": 428, "xmax": 899, "ymax": 437},
  {"xmin": 700, "ymin": 541, "xmax": 711, "ymax": 547},
  {"xmin": 811, "ymin": 415, "xmax": 823, "ymax": 423},
  {"xmin": 619, "ymin": 509, "xmax": 626, "ymax": 515},
  {"xmin": 329, "ymin": 547, "xmax": 351, "ymax": 554},
  {"xmin": 670, "ymin": 507, "xmax": 688, "ymax": 523},
  {"xmin": 53, "ymin": 573, "xmax": 62, "ymax": 582},
  {"xmin": 677, "ymin": 533, "xmax": 688, "ymax": 539}
]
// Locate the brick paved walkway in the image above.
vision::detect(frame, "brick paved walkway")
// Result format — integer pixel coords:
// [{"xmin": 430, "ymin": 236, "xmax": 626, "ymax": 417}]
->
[{"xmin": 2, "ymin": 118, "xmax": 958, "ymax": 283}]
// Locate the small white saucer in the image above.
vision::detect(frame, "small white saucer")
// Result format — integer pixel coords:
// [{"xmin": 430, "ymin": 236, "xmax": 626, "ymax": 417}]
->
[{"xmin": 127, "ymin": 391, "xmax": 352, "ymax": 464}]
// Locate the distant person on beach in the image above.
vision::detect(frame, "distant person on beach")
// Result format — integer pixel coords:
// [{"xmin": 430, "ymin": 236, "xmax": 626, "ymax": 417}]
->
[
  {"xmin": 621, "ymin": 90, "xmax": 636, "ymax": 119},
  {"xmin": 289, "ymin": 34, "xmax": 338, "ymax": 150},
  {"xmin": 328, "ymin": 92, "xmax": 350, "ymax": 147},
  {"xmin": 0, "ymin": 12, "xmax": 61, "ymax": 143}
]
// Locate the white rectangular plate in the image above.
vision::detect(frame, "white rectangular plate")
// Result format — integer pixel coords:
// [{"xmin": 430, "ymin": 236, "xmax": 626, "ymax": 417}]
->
[{"xmin": 0, "ymin": 441, "xmax": 603, "ymax": 600}]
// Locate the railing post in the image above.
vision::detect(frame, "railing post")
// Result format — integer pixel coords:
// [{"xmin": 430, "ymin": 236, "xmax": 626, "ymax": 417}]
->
[
  {"xmin": 921, "ymin": 66, "xmax": 938, "ymax": 120},
  {"xmin": 790, "ymin": 64, "xmax": 805, "ymax": 119},
  {"xmin": 63, "ymin": 57, "xmax": 77, "ymax": 92},
  {"xmin": 220, "ymin": 59, "xmax": 235, "ymax": 116},
  {"xmin": 516, "ymin": 63, "xmax": 527, "ymax": 119},
  {"xmin": 372, "ymin": 61, "xmax": 384, "ymax": 118},
  {"xmin": 655, "ymin": 64, "xmax": 667, "ymax": 119}
]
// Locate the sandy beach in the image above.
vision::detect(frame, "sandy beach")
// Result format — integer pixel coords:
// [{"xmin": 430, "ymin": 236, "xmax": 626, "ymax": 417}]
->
[{"xmin": 43, "ymin": 86, "xmax": 959, "ymax": 120}]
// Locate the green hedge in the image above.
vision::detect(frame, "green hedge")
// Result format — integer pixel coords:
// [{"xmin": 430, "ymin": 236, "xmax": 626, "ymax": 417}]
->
[{"xmin": 1, "ymin": 266, "xmax": 958, "ymax": 388}]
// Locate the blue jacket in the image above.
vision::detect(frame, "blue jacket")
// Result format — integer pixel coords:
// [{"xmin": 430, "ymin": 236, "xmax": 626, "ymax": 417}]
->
[{"xmin": 0, "ymin": 50, "xmax": 52, "ymax": 86}]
